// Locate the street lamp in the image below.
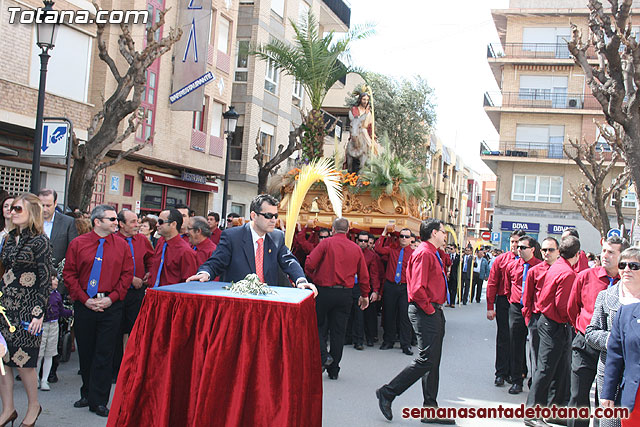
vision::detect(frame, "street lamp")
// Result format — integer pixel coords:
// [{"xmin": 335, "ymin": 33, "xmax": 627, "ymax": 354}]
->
[
  {"xmin": 220, "ymin": 106, "xmax": 239, "ymax": 226},
  {"xmin": 31, "ymin": 0, "xmax": 59, "ymax": 194}
]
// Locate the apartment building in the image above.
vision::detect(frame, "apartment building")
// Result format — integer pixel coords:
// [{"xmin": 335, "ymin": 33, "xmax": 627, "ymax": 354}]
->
[
  {"xmin": 0, "ymin": 0, "xmax": 94, "ymax": 201},
  {"xmin": 482, "ymin": 0, "xmax": 635, "ymax": 252},
  {"xmin": 479, "ymin": 177, "xmax": 496, "ymax": 234},
  {"xmin": 227, "ymin": 0, "xmax": 351, "ymax": 217}
]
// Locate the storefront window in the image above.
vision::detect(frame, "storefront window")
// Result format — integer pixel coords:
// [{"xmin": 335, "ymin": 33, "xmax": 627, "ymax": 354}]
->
[
  {"xmin": 141, "ymin": 182, "xmax": 163, "ymax": 210},
  {"xmin": 165, "ymin": 187, "xmax": 188, "ymax": 208}
]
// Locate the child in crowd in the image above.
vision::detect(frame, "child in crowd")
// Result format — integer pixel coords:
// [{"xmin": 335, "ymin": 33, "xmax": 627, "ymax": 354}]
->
[{"xmin": 37, "ymin": 275, "xmax": 72, "ymax": 391}]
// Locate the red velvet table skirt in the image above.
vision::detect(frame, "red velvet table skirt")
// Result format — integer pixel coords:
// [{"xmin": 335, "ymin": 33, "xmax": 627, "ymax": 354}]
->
[{"xmin": 107, "ymin": 286, "xmax": 322, "ymax": 427}]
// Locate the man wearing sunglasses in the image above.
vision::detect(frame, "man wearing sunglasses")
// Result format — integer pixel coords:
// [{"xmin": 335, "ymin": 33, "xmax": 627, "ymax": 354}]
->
[
  {"xmin": 566, "ymin": 235, "xmax": 628, "ymax": 427},
  {"xmin": 505, "ymin": 236, "xmax": 542, "ymax": 395},
  {"xmin": 188, "ymin": 195, "xmax": 317, "ymax": 296},
  {"xmin": 375, "ymin": 223, "xmax": 415, "ymax": 355},
  {"xmin": 63, "ymin": 204, "xmax": 134, "ymax": 417},
  {"xmin": 525, "ymin": 236, "xmax": 581, "ymax": 426}
]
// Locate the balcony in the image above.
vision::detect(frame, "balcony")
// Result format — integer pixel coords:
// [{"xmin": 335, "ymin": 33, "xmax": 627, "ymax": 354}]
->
[
  {"xmin": 480, "ymin": 140, "xmax": 578, "ymax": 160},
  {"xmin": 320, "ymin": 0, "xmax": 350, "ymax": 31},
  {"xmin": 487, "ymin": 42, "xmax": 597, "ymax": 60}
]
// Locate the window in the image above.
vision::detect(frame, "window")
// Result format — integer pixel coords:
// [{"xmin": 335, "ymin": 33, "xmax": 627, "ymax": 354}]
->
[
  {"xmin": 230, "ymin": 126, "xmax": 243, "ymax": 161},
  {"xmin": 522, "ymin": 27, "xmax": 571, "ymax": 58},
  {"xmin": 0, "ymin": 166, "xmax": 31, "ymax": 195},
  {"xmin": 193, "ymin": 97, "xmax": 207, "ymax": 132},
  {"xmin": 230, "ymin": 203, "xmax": 245, "ymax": 217},
  {"xmin": 166, "ymin": 187, "xmax": 188, "ymax": 208},
  {"xmin": 298, "ymin": 1, "xmax": 309, "ymax": 26},
  {"xmin": 259, "ymin": 123, "xmax": 275, "ymax": 164},
  {"xmin": 123, "ymin": 175, "xmax": 134, "ymax": 197},
  {"xmin": 515, "ymin": 124, "xmax": 564, "ymax": 157},
  {"xmin": 235, "ymin": 40, "xmax": 249, "ymax": 82},
  {"xmin": 218, "ymin": 17, "xmax": 230, "ymax": 54},
  {"xmin": 519, "ymin": 75, "xmax": 568, "ymax": 107},
  {"xmin": 292, "ymin": 77, "xmax": 303, "ymax": 107},
  {"xmin": 210, "ymin": 101, "xmax": 224, "ymax": 138},
  {"xmin": 512, "ymin": 175, "xmax": 563, "ymax": 203},
  {"xmin": 141, "ymin": 182, "xmax": 163, "ymax": 210},
  {"xmin": 271, "ymin": 0, "xmax": 284, "ymax": 17},
  {"xmin": 265, "ymin": 57, "xmax": 279, "ymax": 94}
]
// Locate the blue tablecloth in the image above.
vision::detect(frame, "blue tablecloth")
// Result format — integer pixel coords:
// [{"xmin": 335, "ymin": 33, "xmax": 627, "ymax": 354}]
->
[{"xmin": 154, "ymin": 281, "xmax": 312, "ymax": 304}]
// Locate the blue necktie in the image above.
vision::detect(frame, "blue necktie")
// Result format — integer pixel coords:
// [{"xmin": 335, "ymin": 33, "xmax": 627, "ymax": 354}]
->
[
  {"xmin": 154, "ymin": 242, "xmax": 168, "ymax": 288},
  {"xmin": 87, "ymin": 238, "xmax": 105, "ymax": 298},
  {"xmin": 395, "ymin": 248, "xmax": 405, "ymax": 283},
  {"xmin": 607, "ymin": 276, "xmax": 615, "ymax": 288},
  {"xmin": 126, "ymin": 237, "xmax": 136, "ymax": 277},
  {"xmin": 355, "ymin": 274, "xmax": 358, "ymax": 284},
  {"xmin": 520, "ymin": 263, "xmax": 530, "ymax": 304},
  {"xmin": 435, "ymin": 251, "xmax": 451, "ymax": 304}
]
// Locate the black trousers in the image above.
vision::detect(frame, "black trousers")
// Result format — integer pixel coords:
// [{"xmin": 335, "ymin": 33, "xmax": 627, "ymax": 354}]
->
[
  {"xmin": 363, "ymin": 301, "xmax": 378, "ymax": 343},
  {"xmin": 315, "ymin": 287, "xmax": 352, "ymax": 374},
  {"xmin": 567, "ymin": 332, "xmax": 600, "ymax": 427},
  {"xmin": 470, "ymin": 272, "xmax": 482, "ymax": 302},
  {"xmin": 113, "ymin": 287, "xmax": 145, "ymax": 378},
  {"xmin": 448, "ymin": 275, "xmax": 458, "ymax": 305},
  {"xmin": 349, "ymin": 288, "xmax": 365, "ymax": 345},
  {"xmin": 74, "ymin": 300, "xmax": 123, "ymax": 407},
  {"xmin": 528, "ymin": 312, "xmax": 541, "ymax": 376},
  {"xmin": 382, "ymin": 281, "xmax": 411, "ymax": 348},
  {"xmin": 380, "ymin": 303, "xmax": 445, "ymax": 407},
  {"xmin": 461, "ymin": 274, "xmax": 470, "ymax": 304},
  {"xmin": 509, "ymin": 302, "xmax": 528, "ymax": 385},
  {"xmin": 495, "ymin": 295, "xmax": 511, "ymax": 379},
  {"xmin": 527, "ymin": 314, "xmax": 571, "ymax": 408}
]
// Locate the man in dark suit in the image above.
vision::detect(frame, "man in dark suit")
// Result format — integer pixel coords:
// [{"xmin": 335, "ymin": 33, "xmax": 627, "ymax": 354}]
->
[
  {"xmin": 460, "ymin": 247, "xmax": 472, "ymax": 305},
  {"xmin": 38, "ymin": 188, "xmax": 78, "ymax": 384},
  {"xmin": 187, "ymin": 194, "xmax": 317, "ymax": 295}
]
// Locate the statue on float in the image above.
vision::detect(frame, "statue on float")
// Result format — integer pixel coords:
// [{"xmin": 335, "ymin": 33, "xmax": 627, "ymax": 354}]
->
[{"xmin": 345, "ymin": 84, "xmax": 380, "ymax": 173}]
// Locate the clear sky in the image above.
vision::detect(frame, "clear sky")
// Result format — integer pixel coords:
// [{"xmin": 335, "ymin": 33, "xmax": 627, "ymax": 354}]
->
[{"xmin": 347, "ymin": 0, "xmax": 509, "ymax": 176}]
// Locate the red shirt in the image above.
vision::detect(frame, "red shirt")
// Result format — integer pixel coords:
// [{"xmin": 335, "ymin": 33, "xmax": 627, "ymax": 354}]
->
[
  {"xmin": 115, "ymin": 232, "xmax": 154, "ymax": 281},
  {"xmin": 194, "ymin": 238, "xmax": 217, "ymax": 266},
  {"xmin": 63, "ymin": 231, "xmax": 134, "ymax": 304},
  {"xmin": 375, "ymin": 236, "xmax": 414, "ymax": 284},
  {"xmin": 363, "ymin": 248, "xmax": 381, "ymax": 293},
  {"xmin": 486, "ymin": 251, "xmax": 518, "ymax": 310},
  {"xmin": 294, "ymin": 227, "xmax": 317, "ymax": 255},
  {"xmin": 407, "ymin": 241, "xmax": 447, "ymax": 315},
  {"xmin": 305, "ymin": 233, "xmax": 370, "ymax": 296},
  {"xmin": 522, "ymin": 262, "xmax": 552, "ymax": 325},
  {"xmin": 507, "ymin": 257, "xmax": 542, "ymax": 305},
  {"xmin": 567, "ymin": 266, "xmax": 619, "ymax": 334},
  {"xmin": 537, "ymin": 257, "xmax": 577, "ymax": 324},
  {"xmin": 573, "ymin": 250, "xmax": 589, "ymax": 273},
  {"xmin": 210, "ymin": 228, "xmax": 222, "ymax": 245},
  {"xmin": 149, "ymin": 235, "xmax": 198, "ymax": 287}
]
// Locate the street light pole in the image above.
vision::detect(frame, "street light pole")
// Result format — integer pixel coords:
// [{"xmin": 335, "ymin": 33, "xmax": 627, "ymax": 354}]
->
[{"xmin": 221, "ymin": 106, "xmax": 239, "ymax": 226}]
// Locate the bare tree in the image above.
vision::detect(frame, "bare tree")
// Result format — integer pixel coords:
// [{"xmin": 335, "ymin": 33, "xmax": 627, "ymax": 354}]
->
[
  {"xmin": 254, "ymin": 128, "xmax": 302, "ymax": 194},
  {"xmin": 564, "ymin": 123, "xmax": 630, "ymax": 238},
  {"xmin": 67, "ymin": 5, "xmax": 181, "ymax": 211},
  {"xmin": 568, "ymin": 0, "xmax": 640, "ymax": 242}
]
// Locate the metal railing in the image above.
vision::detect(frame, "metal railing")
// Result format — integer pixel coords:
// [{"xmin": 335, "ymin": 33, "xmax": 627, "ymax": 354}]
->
[
  {"xmin": 487, "ymin": 42, "xmax": 597, "ymax": 59},
  {"xmin": 480, "ymin": 141, "xmax": 579, "ymax": 160},
  {"xmin": 484, "ymin": 91, "xmax": 600, "ymax": 110}
]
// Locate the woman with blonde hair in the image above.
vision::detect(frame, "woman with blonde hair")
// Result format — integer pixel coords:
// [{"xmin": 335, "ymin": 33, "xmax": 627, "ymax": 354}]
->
[{"xmin": 0, "ymin": 193, "xmax": 52, "ymax": 427}]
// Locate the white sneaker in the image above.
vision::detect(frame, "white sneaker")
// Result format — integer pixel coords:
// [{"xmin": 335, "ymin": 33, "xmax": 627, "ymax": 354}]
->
[{"xmin": 40, "ymin": 381, "xmax": 50, "ymax": 391}]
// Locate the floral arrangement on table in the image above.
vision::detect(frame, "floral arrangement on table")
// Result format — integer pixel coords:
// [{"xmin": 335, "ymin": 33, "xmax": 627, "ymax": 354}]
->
[{"xmin": 225, "ymin": 274, "xmax": 278, "ymax": 296}]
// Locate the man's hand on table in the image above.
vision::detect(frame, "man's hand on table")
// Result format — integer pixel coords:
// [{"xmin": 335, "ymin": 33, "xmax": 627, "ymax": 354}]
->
[
  {"xmin": 187, "ymin": 272, "xmax": 210, "ymax": 282},
  {"xmin": 296, "ymin": 280, "xmax": 318, "ymax": 297}
]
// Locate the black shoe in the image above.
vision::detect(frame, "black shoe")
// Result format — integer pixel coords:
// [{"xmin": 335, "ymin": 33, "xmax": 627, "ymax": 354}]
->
[
  {"xmin": 402, "ymin": 347, "xmax": 414, "ymax": 356},
  {"xmin": 421, "ymin": 417, "xmax": 456, "ymax": 424},
  {"xmin": 366, "ymin": 340, "xmax": 374, "ymax": 347},
  {"xmin": 494, "ymin": 376, "xmax": 505, "ymax": 386},
  {"xmin": 375, "ymin": 388, "xmax": 393, "ymax": 421},
  {"xmin": 380, "ymin": 343, "xmax": 394, "ymax": 350},
  {"xmin": 508, "ymin": 383, "xmax": 523, "ymax": 394},
  {"xmin": 90, "ymin": 405, "xmax": 109, "ymax": 417},
  {"xmin": 323, "ymin": 355, "xmax": 334, "ymax": 368},
  {"xmin": 524, "ymin": 419, "xmax": 550, "ymax": 427},
  {"xmin": 328, "ymin": 372, "xmax": 338, "ymax": 380},
  {"xmin": 15, "ymin": 374, "xmax": 21, "ymax": 381},
  {"xmin": 354, "ymin": 343, "xmax": 364, "ymax": 350},
  {"xmin": 74, "ymin": 398, "xmax": 89, "ymax": 408},
  {"xmin": 505, "ymin": 375, "xmax": 513, "ymax": 384},
  {"xmin": 48, "ymin": 373, "xmax": 58, "ymax": 383}
]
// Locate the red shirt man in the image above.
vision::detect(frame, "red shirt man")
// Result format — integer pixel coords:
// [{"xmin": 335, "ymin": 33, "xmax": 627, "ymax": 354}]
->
[
  {"xmin": 522, "ymin": 262, "xmax": 552, "ymax": 326},
  {"xmin": 538, "ymin": 256, "xmax": 578, "ymax": 324},
  {"xmin": 356, "ymin": 232, "xmax": 380, "ymax": 295},
  {"xmin": 408, "ymin": 240, "xmax": 448, "ymax": 315},
  {"xmin": 207, "ymin": 212, "xmax": 222, "ymax": 245},
  {"xmin": 188, "ymin": 216, "xmax": 218, "ymax": 266},
  {"xmin": 507, "ymin": 256, "xmax": 542, "ymax": 305},
  {"xmin": 375, "ymin": 226, "xmax": 414, "ymax": 284},
  {"xmin": 486, "ymin": 250, "xmax": 518, "ymax": 311},
  {"xmin": 115, "ymin": 231, "xmax": 154, "ymax": 287},
  {"xmin": 194, "ymin": 238, "xmax": 217, "ymax": 266}
]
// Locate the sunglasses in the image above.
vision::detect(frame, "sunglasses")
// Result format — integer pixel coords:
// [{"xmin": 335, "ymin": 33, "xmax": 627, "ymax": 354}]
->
[
  {"xmin": 9, "ymin": 205, "xmax": 23, "ymax": 213},
  {"xmin": 101, "ymin": 217, "xmax": 117, "ymax": 222},
  {"xmin": 256, "ymin": 212, "xmax": 278, "ymax": 220},
  {"xmin": 318, "ymin": 235, "xmax": 329, "ymax": 240},
  {"xmin": 517, "ymin": 245, "xmax": 531, "ymax": 250},
  {"xmin": 399, "ymin": 235, "xmax": 411, "ymax": 239},
  {"xmin": 358, "ymin": 239, "xmax": 369, "ymax": 243},
  {"xmin": 618, "ymin": 261, "xmax": 640, "ymax": 271},
  {"xmin": 157, "ymin": 219, "xmax": 173, "ymax": 225},
  {"xmin": 541, "ymin": 248, "xmax": 557, "ymax": 253}
]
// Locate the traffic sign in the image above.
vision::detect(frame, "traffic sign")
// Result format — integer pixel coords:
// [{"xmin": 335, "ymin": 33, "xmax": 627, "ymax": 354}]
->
[
  {"xmin": 481, "ymin": 231, "xmax": 491, "ymax": 241},
  {"xmin": 491, "ymin": 232, "xmax": 500, "ymax": 242},
  {"xmin": 607, "ymin": 228, "xmax": 622, "ymax": 239},
  {"xmin": 40, "ymin": 121, "xmax": 69, "ymax": 158}
]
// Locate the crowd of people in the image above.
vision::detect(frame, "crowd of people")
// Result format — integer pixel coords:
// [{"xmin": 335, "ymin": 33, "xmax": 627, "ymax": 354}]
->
[{"xmin": 1, "ymin": 188, "xmax": 640, "ymax": 426}]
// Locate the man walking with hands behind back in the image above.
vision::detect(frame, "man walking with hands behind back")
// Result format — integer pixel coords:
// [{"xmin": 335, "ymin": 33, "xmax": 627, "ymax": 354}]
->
[{"xmin": 375, "ymin": 219, "xmax": 454, "ymax": 424}]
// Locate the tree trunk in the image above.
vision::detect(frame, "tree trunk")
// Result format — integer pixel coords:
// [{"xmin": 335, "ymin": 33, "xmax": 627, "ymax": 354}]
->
[
  {"xmin": 301, "ymin": 109, "xmax": 325, "ymax": 164},
  {"xmin": 67, "ymin": 156, "xmax": 98, "ymax": 211}
]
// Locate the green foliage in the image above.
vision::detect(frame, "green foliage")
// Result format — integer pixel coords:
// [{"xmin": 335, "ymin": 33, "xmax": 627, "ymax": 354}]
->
[{"xmin": 363, "ymin": 73, "xmax": 437, "ymax": 169}]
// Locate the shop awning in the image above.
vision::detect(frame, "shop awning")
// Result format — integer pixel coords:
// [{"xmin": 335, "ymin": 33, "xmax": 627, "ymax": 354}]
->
[{"xmin": 142, "ymin": 169, "xmax": 218, "ymax": 193}]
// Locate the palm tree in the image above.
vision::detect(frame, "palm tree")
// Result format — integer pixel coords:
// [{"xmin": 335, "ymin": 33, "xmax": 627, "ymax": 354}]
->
[{"xmin": 252, "ymin": 11, "xmax": 373, "ymax": 164}]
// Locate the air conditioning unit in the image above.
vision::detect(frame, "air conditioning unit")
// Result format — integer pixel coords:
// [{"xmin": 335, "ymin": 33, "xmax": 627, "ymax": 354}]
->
[{"xmin": 567, "ymin": 97, "xmax": 581, "ymax": 108}]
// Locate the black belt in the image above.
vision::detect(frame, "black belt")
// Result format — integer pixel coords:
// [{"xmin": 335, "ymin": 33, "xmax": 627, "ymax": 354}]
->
[
  {"xmin": 330, "ymin": 285, "xmax": 348, "ymax": 289},
  {"xmin": 92, "ymin": 292, "xmax": 110, "ymax": 299}
]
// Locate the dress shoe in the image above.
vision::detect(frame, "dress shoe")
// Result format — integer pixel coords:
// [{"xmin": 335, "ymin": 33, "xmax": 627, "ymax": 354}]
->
[
  {"xmin": 73, "ymin": 398, "xmax": 89, "ymax": 408},
  {"xmin": 39, "ymin": 381, "xmax": 50, "ymax": 392},
  {"xmin": 328, "ymin": 372, "xmax": 338, "ymax": 380},
  {"xmin": 402, "ymin": 347, "xmax": 414, "ymax": 356},
  {"xmin": 366, "ymin": 340, "xmax": 374, "ymax": 347},
  {"xmin": 421, "ymin": 416, "xmax": 456, "ymax": 424},
  {"xmin": 524, "ymin": 418, "xmax": 550, "ymax": 427},
  {"xmin": 354, "ymin": 343, "xmax": 364, "ymax": 350},
  {"xmin": 375, "ymin": 388, "xmax": 393, "ymax": 420},
  {"xmin": 494, "ymin": 376, "xmax": 505, "ymax": 387},
  {"xmin": 508, "ymin": 383, "xmax": 523, "ymax": 394},
  {"xmin": 0, "ymin": 410, "xmax": 18, "ymax": 427},
  {"xmin": 380, "ymin": 343, "xmax": 394, "ymax": 350},
  {"xmin": 321, "ymin": 355, "xmax": 334, "ymax": 372},
  {"xmin": 19, "ymin": 405, "xmax": 41, "ymax": 427},
  {"xmin": 47, "ymin": 374, "xmax": 58, "ymax": 384},
  {"xmin": 505, "ymin": 375, "xmax": 513, "ymax": 384},
  {"xmin": 89, "ymin": 405, "xmax": 109, "ymax": 417}
]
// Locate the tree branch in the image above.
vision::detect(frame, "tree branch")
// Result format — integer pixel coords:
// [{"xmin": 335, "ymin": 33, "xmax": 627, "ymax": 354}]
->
[{"xmin": 96, "ymin": 142, "xmax": 147, "ymax": 172}]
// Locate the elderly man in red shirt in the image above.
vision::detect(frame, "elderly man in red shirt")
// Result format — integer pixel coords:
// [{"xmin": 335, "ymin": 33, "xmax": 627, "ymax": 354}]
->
[
  {"xmin": 486, "ymin": 229, "xmax": 526, "ymax": 387},
  {"xmin": 305, "ymin": 218, "xmax": 369, "ymax": 380},
  {"xmin": 375, "ymin": 223, "xmax": 415, "ymax": 355},
  {"xmin": 64, "ymin": 204, "xmax": 134, "ymax": 418},
  {"xmin": 525, "ymin": 236, "xmax": 581, "ymax": 426},
  {"xmin": 566, "ymin": 235, "xmax": 628, "ymax": 427},
  {"xmin": 505, "ymin": 236, "xmax": 542, "ymax": 395},
  {"xmin": 375, "ymin": 219, "xmax": 453, "ymax": 424},
  {"xmin": 188, "ymin": 216, "xmax": 217, "ymax": 266}
]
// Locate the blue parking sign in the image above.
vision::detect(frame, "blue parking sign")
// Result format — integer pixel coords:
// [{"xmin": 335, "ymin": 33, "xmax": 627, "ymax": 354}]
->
[
  {"xmin": 491, "ymin": 232, "xmax": 500, "ymax": 242},
  {"xmin": 40, "ymin": 122, "xmax": 69, "ymax": 158}
]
